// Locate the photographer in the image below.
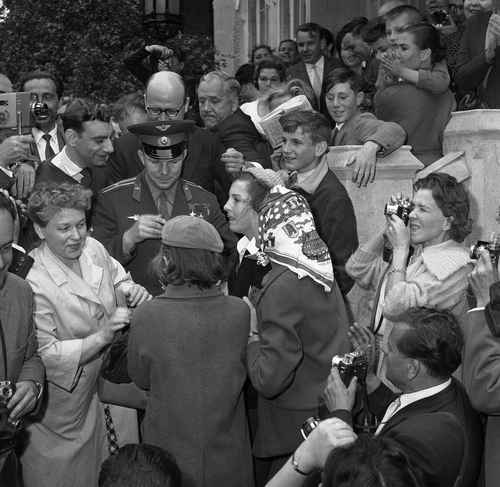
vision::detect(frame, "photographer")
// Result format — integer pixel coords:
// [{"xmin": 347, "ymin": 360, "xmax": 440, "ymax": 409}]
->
[
  {"xmin": 345, "ymin": 173, "xmax": 472, "ymax": 346},
  {"xmin": 323, "ymin": 309, "xmax": 482, "ymax": 487},
  {"xmin": 0, "ymin": 192, "xmax": 44, "ymax": 486},
  {"xmin": 462, "ymin": 249, "xmax": 500, "ymax": 487}
]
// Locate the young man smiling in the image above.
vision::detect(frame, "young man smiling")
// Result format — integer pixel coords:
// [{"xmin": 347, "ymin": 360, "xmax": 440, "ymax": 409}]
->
[
  {"xmin": 326, "ymin": 67, "xmax": 406, "ymax": 186},
  {"xmin": 281, "ymin": 110, "xmax": 357, "ymax": 295}
]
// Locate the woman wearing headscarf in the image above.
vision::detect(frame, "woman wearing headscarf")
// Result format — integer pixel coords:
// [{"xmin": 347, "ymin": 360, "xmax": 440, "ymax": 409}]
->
[
  {"xmin": 224, "ymin": 169, "xmax": 350, "ymax": 484},
  {"xmin": 21, "ymin": 182, "xmax": 151, "ymax": 487}
]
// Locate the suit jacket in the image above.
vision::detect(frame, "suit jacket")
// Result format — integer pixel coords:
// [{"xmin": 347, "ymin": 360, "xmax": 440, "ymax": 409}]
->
[
  {"xmin": 335, "ymin": 379, "xmax": 482, "ymax": 487},
  {"xmin": 212, "ymin": 109, "xmax": 272, "ymax": 168},
  {"xmin": 462, "ymin": 308, "xmax": 500, "ymax": 487},
  {"xmin": 247, "ymin": 263, "xmax": 350, "ymax": 457},
  {"xmin": 286, "ymin": 57, "xmax": 342, "ymax": 118},
  {"xmin": 295, "ymin": 170, "xmax": 358, "ymax": 295},
  {"xmin": 455, "ymin": 11, "xmax": 500, "ymax": 109},
  {"xmin": 107, "ymin": 127, "xmax": 230, "ymax": 198},
  {"xmin": 91, "ymin": 173, "xmax": 237, "ymax": 296},
  {"xmin": 332, "ymin": 112, "xmax": 406, "ymax": 156},
  {"xmin": 128, "ymin": 284, "xmax": 253, "ymax": 487},
  {"xmin": 0, "ymin": 169, "xmax": 14, "ymax": 190},
  {"xmin": 29, "ymin": 126, "xmax": 65, "ymax": 162}
]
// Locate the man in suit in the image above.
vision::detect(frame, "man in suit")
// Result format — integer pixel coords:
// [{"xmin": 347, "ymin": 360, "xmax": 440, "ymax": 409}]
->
[
  {"xmin": 35, "ymin": 98, "xmax": 113, "ymax": 196},
  {"xmin": 108, "ymin": 71, "xmax": 230, "ymax": 199},
  {"xmin": 325, "ymin": 307, "xmax": 482, "ymax": 487},
  {"xmin": 197, "ymin": 71, "xmax": 272, "ymax": 173},
  {"xmin": 92, "ymin": 120, "xmax": 236, "ymax": 296},
  {"xmin": 286, "ymin": 23, "xmax": 342, "ymax": 118},
  {"xmin": 280, "ymin": 111, "xmax": 358, "ymax": 296},
  {"xmin": 327, "ymin": 67, "xmax": 406, "ymax": 187},
  {"xmin": 0, "ymin": 193, "xmax": 44, "ymax": 486},
  {"xmin": 462, "ymin": 249, "xmax": 500, "ymax": 487}
]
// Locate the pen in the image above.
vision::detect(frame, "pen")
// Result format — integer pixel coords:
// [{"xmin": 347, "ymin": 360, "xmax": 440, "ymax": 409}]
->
[{"xmin": 127, "ymin": 215, "xmax": 140, "ymax": 221}]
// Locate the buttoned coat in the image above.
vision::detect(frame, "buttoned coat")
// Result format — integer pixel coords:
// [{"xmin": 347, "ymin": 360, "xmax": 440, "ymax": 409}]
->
[
  {"xmin": 247, "ymin": 263, "xmax": 350, "ymax": 457},
  {"xmin": 92, "ymin": 173, "xmax": 237, "ymax": 296},
  {"xmin": 21, "ymin": 237, "xmax": 138, "ymax": 487},
  {"xmin": 128, "ymin": 285, "xmax": 253, "ymax": 487}
]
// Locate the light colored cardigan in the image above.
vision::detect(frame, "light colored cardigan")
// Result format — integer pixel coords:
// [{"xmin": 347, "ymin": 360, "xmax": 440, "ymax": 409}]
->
[{"xmin": 346, "ymin": 239, "xmax": 472, "ymax": 320}]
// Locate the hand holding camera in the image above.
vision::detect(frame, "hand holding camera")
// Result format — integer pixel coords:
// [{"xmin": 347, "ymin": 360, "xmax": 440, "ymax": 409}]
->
[{"xmin": 469, "ymin": 248, "xmax": 499, "ymax": 308}]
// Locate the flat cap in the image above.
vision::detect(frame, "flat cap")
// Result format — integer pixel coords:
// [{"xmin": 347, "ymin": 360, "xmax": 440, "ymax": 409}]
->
[
  {"xmin": 128, "ymin": 120, "xmax": 195, "ymax": 159},
  {"xmin": 161, "ymin": 215, "xmax": 223, "ymax": 253}
]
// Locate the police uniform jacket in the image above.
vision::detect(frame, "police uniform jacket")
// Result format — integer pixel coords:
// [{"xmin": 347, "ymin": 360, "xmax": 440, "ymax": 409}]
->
[{"xmin": 91, "ymin": 172, "xmax": 237, "ymax": 295}]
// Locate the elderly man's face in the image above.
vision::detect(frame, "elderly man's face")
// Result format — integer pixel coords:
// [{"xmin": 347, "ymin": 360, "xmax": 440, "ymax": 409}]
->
[
  {"xmin": 197, "ymin": 77, "xmax": 237, "ymax": 129},
  {"xmin": 145, "ymin": 85, "xmax": 186, "ymax": 122}
]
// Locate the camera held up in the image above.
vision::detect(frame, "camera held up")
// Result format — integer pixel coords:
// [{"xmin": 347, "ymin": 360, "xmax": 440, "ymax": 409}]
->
[
  {"xmin": 383, "ymin": 195, "xmax": 414, "ymax": 262},
  {"xmin": 0, "ymin": 380, "xmax": 19, "ymax": 440},
  {"xmin": 470, "ymin": 234, "xmax": 500, "ymax": 268},
  {"xmin": 0, "ymin": 91, "xmax": 50, "ymax": 135}
]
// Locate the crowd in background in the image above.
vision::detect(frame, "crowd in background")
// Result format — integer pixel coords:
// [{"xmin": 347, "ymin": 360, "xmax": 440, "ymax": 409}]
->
[{"xmin": 1, "ymin": 0, "xmax": 500, "ymax": 486}]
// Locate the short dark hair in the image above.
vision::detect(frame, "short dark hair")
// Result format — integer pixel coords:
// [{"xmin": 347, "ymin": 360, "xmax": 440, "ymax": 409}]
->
[
  {"xmin": 153, "ymin": 245, "xmax": 226, "ymax": 289},
  {"xmin": 61, "ymin": 98, "xmax": 112, "ymax": 133},
  {"xmin": 251, "ymin": 44, "xmax": 273, "ymax": 64},
  {"xmin": 402, "ymin": 22, "xmax": 446, "ymax": 64},
  {"xmin": 385, "ymin": 4, "xmax": 423, "ymax": 23},
  {"xmin": 112, "ymin": 91, "xmax": 146, "ymax": 123},
  {"xmin": 413, "ymin": 172, "xmax": 471, "ymax": 242},
  {"xmin": 254, "ymin": 59, "xmax": 287, "ymax": 86},
  {"xmin": 325, "ymin": 67, "xmax": 364, "ymax": 95},
  {"xmin": 20, "ymin": 70, "xmax": 63, "ymax": 98},
  {"xmin": 296, "ymin": 22, "xmax": 322, "ymax": 38},
  {"xmin": 323, "ymin": 435, "xmax": 424, "ymax": 487},
  {"xmin": 280, "ymin": 110, "xmax": 331, "ymax": 144},
  {"xmin": 361, "ymin": 19, "xmax": 387, "ymax": 44},
  {"xmin": 395, "ymin": 307, "xmax": 464, "ymax": 379},
  {"xmin": 279, "ymin": 39, "xmax": 298, "ymax": 52},
  {"xmin": 0, "ymin": 192, "xmax": 16, "ymax": 221},
  {"xmin": 28, "ymin": 182, "xmax": 92, "ymax": 227},
  {"xmin": 233, "ymin": 172, "xmax": 269, "ymax": 212},
  {"xmin": 98, "ymin": 443, "xmax": 181, "ymax": 487},
  {"xmin": 320, "ymin": 27, "xmax": 335, "ymax": 47},
  {"xmin": 336, "ymin": 17, "xmax": 369, "ymax": 57}
]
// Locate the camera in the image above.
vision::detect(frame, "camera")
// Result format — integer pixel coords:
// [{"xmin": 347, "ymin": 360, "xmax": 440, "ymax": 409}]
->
[
  {"xmin": 0, "ymin": 91, "xmax": 50, "ymax": 133},
  {"xmin": 300, "ymin": 416, "xmax": 320, "ymax": 439},
  {"xmin": 0, "ymin": 380, "xmax": 18, "ymax": 440},
  {"xmin": 384, "ymin": 196, "xmax": 414, "ymax": 226},
  {"xmin": 470, "ymin": 238, "xmax": 500, "ymax": 267},
  {"xmin": 430, "ymin": 9, "xmax": 452, "ymax": 27},
  {"xmin": 331, "ymin": 350, "xmax": 369, "ymax": 386}
]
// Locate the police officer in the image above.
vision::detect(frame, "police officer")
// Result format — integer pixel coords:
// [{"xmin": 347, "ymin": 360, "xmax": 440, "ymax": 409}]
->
[{"xmin": 92, "ymin": 120, "xmax": 236, "ymax": 295}]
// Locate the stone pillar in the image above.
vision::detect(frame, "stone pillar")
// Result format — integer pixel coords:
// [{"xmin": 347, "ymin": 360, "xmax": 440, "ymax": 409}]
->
[
  {"xmin": 441, "ymin": 110, "xmax": 500, "ymax": 244},
  {"xmin": 326, "ymin": 145, "xmax": 424, "ymax": 245},
  {"xmin": 213, "ymin": 0, "xmax": 243, "ymax": 75},
  {"xmin": 326, "ymin": 145, "xmax": 424, "ymax": 327}
]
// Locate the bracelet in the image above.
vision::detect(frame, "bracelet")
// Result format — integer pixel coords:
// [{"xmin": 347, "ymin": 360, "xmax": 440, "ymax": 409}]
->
[{"xmin": 291, "ymin": 451, "xmax": 312, "ymax": 476}]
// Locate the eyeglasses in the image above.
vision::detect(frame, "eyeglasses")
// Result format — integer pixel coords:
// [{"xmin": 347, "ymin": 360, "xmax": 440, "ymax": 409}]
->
[{"xmin": 145, "ymin": 105, "xmax": 183, "ymax": 119}]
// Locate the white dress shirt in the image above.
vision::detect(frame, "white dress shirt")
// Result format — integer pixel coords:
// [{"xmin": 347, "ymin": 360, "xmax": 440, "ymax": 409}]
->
[
  {"xmin": 50, "ymin": 146, "xmax": 85, "ymax": 183},
  {"xmin": 32, "ymin": 125, "xmax": 61, "ymax": 161},
  {"xmin": 305, "ymin": 56, "xmax": 325, "ymax": 98}
]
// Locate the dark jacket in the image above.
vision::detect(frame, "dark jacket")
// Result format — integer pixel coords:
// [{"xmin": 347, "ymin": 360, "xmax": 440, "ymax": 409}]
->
[
  {"xmin": 128, "ymin": 284, "xmax": 253, "ymax": 487},
  {"xmin": 108, "ymin": 127, "xmax": 230, "ymax": 200},
  {"xmin": 91, "ymin": 173, "xmax": 237, "ymax": 296},
  {"xmin": 247, "ymin": 263, "xmax": 350, "ymax": 457},
  {"xmin": 295, "ymin": 170, "xmax": 358, "ymax": 295},
  {"xmin": 455, "ymin": 11, "xmax": 500, "ymax": 109},
  {"xmin": 211, "ymin": 109, "xmax": 272, "ymax": 168}
]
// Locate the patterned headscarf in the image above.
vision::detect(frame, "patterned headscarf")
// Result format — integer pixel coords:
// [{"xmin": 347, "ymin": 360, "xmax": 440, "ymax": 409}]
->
[{"xmin": 258, "ymin": 185, "xmax": 334, "ymax": 292}]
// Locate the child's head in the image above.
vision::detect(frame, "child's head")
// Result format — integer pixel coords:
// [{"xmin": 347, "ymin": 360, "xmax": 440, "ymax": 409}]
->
[
  {"xmin": 324, "ymin": 67, "xmax": 364, "ymax": 125},
  {"xmin": 362, "ymin": 19, "xmax": 391, "ymax": 61},
  {"xmin": 385, "ymin": 5, "xmax": 424, "ymax": 43}
]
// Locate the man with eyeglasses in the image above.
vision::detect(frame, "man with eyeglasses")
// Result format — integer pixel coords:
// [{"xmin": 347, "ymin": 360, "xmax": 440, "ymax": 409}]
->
[
  {"xmin": 92, "ymin": 120, "xmax": 237, "ymax": 296},
  {"xmin": 108, "ymin": 71, "xmax": 230, "ymax": 200}
]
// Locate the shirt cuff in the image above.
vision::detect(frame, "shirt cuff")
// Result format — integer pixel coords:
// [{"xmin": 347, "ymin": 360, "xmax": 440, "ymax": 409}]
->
[{"xmin": 0, "ymin": 166, "xmax": 13, "ymax": 178}]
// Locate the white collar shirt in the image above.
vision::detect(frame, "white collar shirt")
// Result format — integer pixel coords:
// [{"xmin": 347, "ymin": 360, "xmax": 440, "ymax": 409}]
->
[
  {"xmin": 51, "ymin": 146, "xmax": 85, "ymax": 182},
  {"xmin": 32, "ymin": 125, "xmax": 60, "ymax": 160}
]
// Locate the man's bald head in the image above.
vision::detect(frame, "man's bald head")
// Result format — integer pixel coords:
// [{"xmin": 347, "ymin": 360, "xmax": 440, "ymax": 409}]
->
[
  {"xmin": 0, "ymin": 74, "xmax": 13, "ymax": 93},
  {"xmin": 145, "ymin": 71, "xmax": 187, "ymax": 121}
]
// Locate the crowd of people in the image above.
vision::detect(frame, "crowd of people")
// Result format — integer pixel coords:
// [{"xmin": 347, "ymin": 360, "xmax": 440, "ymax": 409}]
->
[{"xmin": 1, "ymin": 0, "xmax": 500, "ymax": 486}]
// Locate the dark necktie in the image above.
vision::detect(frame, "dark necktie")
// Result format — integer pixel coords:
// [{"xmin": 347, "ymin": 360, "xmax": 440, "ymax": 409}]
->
[
  {"xmin": 331, "ymin": 126, "xmax": 340, "ymax": 146},
  {"xmin": 79, "ymin": 167, "xmax": 93, "ymax": 188},
  {"xmin": 42, "ymin": 133, "xmax": 56, "ymax": 161}
]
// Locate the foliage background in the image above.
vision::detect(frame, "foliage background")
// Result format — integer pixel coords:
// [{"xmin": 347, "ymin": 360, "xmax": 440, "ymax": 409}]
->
[{"xmin": 0, "ymin": 0, "xmax": 216, "ymax": 102}]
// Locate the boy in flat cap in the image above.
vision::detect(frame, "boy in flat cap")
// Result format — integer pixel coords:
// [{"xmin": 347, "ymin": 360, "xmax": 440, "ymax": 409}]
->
[{"xmin": 92, "ymin": 120, "xmax": 237, "ymax": 296}]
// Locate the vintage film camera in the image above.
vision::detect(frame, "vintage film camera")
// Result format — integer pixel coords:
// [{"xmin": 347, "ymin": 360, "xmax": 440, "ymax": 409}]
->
[
  {"xmin": 331, "ymin": 349, "xmax": 369, "ymax": 386},
  {"xmin": 0, "ymin": 380, "xmax": 18, "ymax": 440},
  {"xmin": 470, "ymin": 235, "xmax": 500, "ymax": 267},
  {"xmin": 0, "ymin": 91, "xmax": 50, "ymax": 135},
  {"xmin": 384, "ymin": 196, "xmax": 414, "ymax": 226}
]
